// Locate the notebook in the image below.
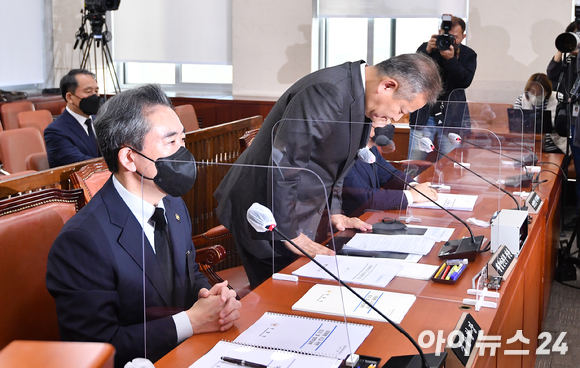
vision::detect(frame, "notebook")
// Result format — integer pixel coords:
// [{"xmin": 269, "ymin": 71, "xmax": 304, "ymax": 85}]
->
[{"xmin": 507, "ymin": 108, "xmax": 552, "ymax": 134}]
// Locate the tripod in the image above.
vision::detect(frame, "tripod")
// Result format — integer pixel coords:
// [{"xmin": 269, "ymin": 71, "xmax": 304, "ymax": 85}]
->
[{"xmin": 74, "ymin": 9, "xmax": 121, "ymax": 94}]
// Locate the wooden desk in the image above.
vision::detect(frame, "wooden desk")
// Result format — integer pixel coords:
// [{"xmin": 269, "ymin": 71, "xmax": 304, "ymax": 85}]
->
[{"xmin": 156, "ymin": 148, "xmax": 564, "ymax": 368}]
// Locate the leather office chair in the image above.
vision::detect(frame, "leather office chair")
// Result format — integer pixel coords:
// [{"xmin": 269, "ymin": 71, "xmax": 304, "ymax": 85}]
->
[
  {"xmin": 25, "ymin": 152, "xmax": 50, "ymax": 171},
  {"xmin": 0, "ymin": 340, "xmax": 115, "ymax": 368},
  {"xmin": 17, "ymin": 110, "xmax": 53, "ymax": 134},
  {"xmin": 0, "ymin": 100, "xmax": 35, "ymax": 131},
  {"xmin": 70, "ymin": 159, "xmax": 232, "ymax": 291},
  {"xmin": 0, "ymin": 128, "xmax": 46, "ymax": 174},
  {"xmin": 174, "ymin": 104, "xmax": 199, "ymax": 133},
  {"xmin": 0, "ymin": 188, "xmax": 84, "ymax": 349}
]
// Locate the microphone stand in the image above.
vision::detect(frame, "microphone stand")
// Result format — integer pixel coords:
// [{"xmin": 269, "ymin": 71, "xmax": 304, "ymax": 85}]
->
[
  {"xmin": 369, "ymin": 159, "xmax": 484, "ymax": 256},
  {"xmin": 269, "ymin": 226, "xmax": 434, "ymax": 368},
  {"xmin": 431, "ymin": 144, "xmax": 523, "ymax": 211}
]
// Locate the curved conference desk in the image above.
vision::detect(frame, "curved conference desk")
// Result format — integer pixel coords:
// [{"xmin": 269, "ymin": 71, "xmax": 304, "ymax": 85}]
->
[{"xmin": 157, "ymin": 147, "xmax": 564, "ymax": 368}]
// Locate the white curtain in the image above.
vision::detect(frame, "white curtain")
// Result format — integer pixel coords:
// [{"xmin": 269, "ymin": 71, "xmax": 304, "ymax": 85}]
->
[
  {"xmin": 318, "ymin": 0, "xmax": 467, "ymax": 18},
  {"xmin": 0, "ymin": 0, "xmax": 44, "ymax": 86},
  {"xmin": 112, "ymin": 0, "xmax": 232, "ymax": 64}
]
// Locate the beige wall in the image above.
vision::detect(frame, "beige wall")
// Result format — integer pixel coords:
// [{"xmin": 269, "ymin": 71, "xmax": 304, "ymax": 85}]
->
[
  {"xmin": 232, "ymin": 0, "xmax": 314, "ymax": 97},
  {"xmin": 468, "ymin": 0, "xmax": 572, "ymax": 101}
]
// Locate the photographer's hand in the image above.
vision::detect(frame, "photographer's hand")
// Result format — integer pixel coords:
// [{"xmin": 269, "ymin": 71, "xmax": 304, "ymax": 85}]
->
[
  {"xmin": 426, "ymin": 34, "xmax": 438, "ymax": 53},
  {"xmin": 440, "ymin": 45, "xmax": 455, "ymax": 60}
]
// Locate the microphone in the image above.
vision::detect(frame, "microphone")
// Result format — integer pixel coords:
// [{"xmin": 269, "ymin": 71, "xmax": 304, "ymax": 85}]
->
[
  {"xmin": 372, "ymin": 124, "xmax": 396, "ymax": 153},
  {"xmin": 247, "ymin": 202, "xmax": 442, "ymax": 368},
  {"xmin": 422, "ymin": 138, "xmax": 523, "ymax": 210},
  {"xmin": 357, "ymin": 148, "xmax": 484, "ymax": 261}
]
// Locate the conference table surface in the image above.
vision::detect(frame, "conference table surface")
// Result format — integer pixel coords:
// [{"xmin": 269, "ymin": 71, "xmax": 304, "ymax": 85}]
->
[{"xmin": 156, "ymin": 147, "xmax": 564, "ymax": 368}]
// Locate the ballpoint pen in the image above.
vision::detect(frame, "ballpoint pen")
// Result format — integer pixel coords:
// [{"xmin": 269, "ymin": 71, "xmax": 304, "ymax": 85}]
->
[{"xmin": 221, "ymin": 356, "xmax": 269, "ymax": 368}]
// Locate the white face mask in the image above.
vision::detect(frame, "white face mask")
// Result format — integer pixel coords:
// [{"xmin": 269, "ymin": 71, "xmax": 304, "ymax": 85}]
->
[{"xmin": 526, "ymin": 92, "xmax": 543, "ymax": 107}]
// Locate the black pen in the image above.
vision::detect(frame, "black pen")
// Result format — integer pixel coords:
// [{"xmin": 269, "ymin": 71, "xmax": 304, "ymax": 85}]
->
[{"xmin": 221, "ymin": 356, "xmax": 270, "ymax": 368}]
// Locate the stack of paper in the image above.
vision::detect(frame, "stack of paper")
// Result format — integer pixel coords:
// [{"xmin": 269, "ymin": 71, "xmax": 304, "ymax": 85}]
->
[{"xmin": 409, "ymin": 193, "xmax": 478, "ymax": 211}]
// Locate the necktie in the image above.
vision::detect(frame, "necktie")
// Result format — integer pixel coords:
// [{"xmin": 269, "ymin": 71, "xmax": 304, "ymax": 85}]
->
[
  {"xmin": 85, "ymin": 118, "xmax": 99, "ymax": 155},
  {"xmin": 150, "ymin": 207, "xmax": 174, "ymax": 294}
]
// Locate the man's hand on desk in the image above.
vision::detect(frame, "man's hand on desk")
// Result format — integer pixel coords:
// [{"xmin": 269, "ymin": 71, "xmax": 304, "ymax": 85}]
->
[
  {"xmin": 330, "ymin": 214, "xmax": 373, "ymax": 232},
  {"xmin": 187, "ymin": 281, "xmax": 242, "ymax": 333},
  {"xmin": 284, "ymin": 233, "xmax": 335, "ymax": 258},
  {"xmin": 411, "ymin": 182, "xmax": 439, "ymax": 203}
]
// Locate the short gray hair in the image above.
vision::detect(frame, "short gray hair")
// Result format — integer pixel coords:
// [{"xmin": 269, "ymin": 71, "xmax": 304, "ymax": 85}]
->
[
  {"xmin": 94, "ymin": 84, "xmax": 173, "ymax": 173},
  {"xmin": 375, "ymin": 53, "xmax": 442, "ymax": 105}
]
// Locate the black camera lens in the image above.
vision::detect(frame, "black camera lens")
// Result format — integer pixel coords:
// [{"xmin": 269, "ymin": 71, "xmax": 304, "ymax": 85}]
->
[
  {"xmin": 556, "ymin": 32, "xmax": 580, "ymax": 53},
  {"xmin": 436, "ymin": 34, "xmax": 455, "ymax": 51}
]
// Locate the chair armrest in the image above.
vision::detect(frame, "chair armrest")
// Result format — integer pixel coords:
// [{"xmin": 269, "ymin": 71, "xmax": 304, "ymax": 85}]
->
[
  {"xmin": 191, "ymin": 225, "xmax": 231, "ymax": 247},
  {"xmin": 195, "ymin": 245, "xmax": 227, "ymax": 286}
]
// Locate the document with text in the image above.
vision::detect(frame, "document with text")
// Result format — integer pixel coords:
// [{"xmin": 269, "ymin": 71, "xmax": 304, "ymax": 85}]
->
[
  {"xmin": 234, "ymin": 312, "xmax": 372, "ymax": 359},
  {"xmin": 292, "ymin": 255, "xmax": 402, "ymax": 287},
  {"xmin": 409, "ymin": 193, "xmax": 478, "ymax": 211},
  {"xmin": 292, "ymin": 284, "xmax": 416, "ymax": 324},
  {"xmin": 342, "ymin": 233, "xmax": 436, "ymax": 255}
]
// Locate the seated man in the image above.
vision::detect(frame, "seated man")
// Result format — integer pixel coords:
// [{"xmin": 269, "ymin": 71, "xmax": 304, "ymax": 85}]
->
[
  {"xmin": 46, "ymin": 84, "xmax": 241, "ymax": 368},
  {"xmin": 44, "ymin": 69, "xmax": 102, "ymax": 168},
  {"xmin": 343, "ymin": 125, "xmax": 438, "ymax": 217}
]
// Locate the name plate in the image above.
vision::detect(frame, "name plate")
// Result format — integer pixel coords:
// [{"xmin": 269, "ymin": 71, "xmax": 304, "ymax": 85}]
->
[
  {"xmin": 488, "ymin": 244, "xmax": 516, "ymax": 280},
  {"xmin": 526, "ymin": 191, "xmax": 543, "ymax": 214},
  {"xmin": 445, "ymin": 313, "xmax": 481, "ymax": 368}
]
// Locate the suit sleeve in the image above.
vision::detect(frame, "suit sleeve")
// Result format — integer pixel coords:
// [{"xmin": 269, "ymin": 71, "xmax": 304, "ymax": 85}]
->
[
  {"xmin": 342, "ymin": 160, "xmax": 408, "ymax": 217},
  {"xmin": 270, "ymin": 83, "xmax": 344, "ymax": 238},
  {"xmin": 44, "ymin": 125, "xmax": 96, "ymax": 167},
  {"xmin": 46, "ymin": 227, "xmax": 178, "ymax": 366}
]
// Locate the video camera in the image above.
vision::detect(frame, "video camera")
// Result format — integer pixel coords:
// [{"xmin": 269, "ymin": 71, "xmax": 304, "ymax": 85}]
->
[
  {"xmin": 555, "ymin": 5, "xmax": 580, "ymax": 53},
  {"xmin": 436, "ymin": 14, "xmax": 455, "ymax": 52},
  {"xmin": 85, "ymin": 0, "xmax": 121, "ymax": 14}
]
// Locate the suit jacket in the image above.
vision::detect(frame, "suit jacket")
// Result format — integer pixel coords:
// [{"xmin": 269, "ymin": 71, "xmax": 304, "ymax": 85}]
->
[
  {"xmin": 46, "ymin": 178, "xmax": 210, "ymax": 367},
  {"xmin": 343, "ymin": 146, "xmax": 414, "ymax": 217},
  {"xmin": 44, "ymin": 109, "xmax": 101, "ymax": 168},
  {"xmin": 214, "ymin": 61, "xmax": 371, "ymax": 286}
]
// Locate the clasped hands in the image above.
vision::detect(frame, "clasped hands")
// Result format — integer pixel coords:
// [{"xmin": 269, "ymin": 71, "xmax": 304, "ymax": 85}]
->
[{"xmin": 186, "ymin": 280, "xmax": 241, "ymax": 334}]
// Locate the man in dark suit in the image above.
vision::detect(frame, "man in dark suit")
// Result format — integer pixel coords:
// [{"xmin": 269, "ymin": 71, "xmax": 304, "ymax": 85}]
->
[
  {"xmin": 46, "ymin": 84, "xmax": 241, "ymax": 368},
  {"xmin": 342, "ymin": 125, "xmax": 438, "ymax": 218},
  {"xmin": 214, "ymin": 54, "xmax": 443, "ymax": 288},
  {"xmin": 44, "ymin": 69, "xmax": 102, "ymax": 168}
]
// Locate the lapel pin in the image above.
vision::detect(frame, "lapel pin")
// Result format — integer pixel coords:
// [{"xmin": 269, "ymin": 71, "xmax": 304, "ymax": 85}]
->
[{"xmin": 175, "ymin": 214, "xmax": 180, "ymax": 221}]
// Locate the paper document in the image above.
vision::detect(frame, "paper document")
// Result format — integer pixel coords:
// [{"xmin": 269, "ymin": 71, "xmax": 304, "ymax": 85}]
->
[
  {"xmin": 189, "ymin": 340, "xmax": 342, "ymax": 368},
  {"xmin": 407, "ymin": 225, "xmax": 455, "ymax": 242},
  {"xmin": 343, "ymin": 233, "xmax": 436, "ymax": 255},
  {"xmin": 234, "ymin": 312, "xmax": 372, "ymax": 359},
  {"xmin": 293, "ymin": 255, "xmax": 438, "ymax": 282},
  {"xmin": 409, "ymin": 193, "xmax": 478, "ymax": 211},
  {"xmin": 292, "ymin": 284, "xmax": 416, "ymax": 324},
  {"xmin": 292, "ymin": 255, "xmax": 402, "ymax": 287}
]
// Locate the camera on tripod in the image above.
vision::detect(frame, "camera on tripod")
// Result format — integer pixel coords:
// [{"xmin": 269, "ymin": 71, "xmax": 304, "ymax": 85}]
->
[
  {"xmin": 555, "ymin": 6, "xmax": 580, "ymax": 53},
  {"xmin": 436, "ymin": 14, "xmax": 455, "ymax": 52}
]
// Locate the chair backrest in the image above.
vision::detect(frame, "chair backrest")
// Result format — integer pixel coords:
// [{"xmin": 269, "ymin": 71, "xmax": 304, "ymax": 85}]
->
[
  {"xmin": 0, "ymin": 100, "xmax": 35, "ymax": 130},
  {"xmin": 0, "ymin": 128, "xmax": 46, "ymax": 174},
  {"xmin": 0, "ymin": 340, "xmax": 114, "ymax": 368},
  {"xmin": 69, "ymin": 159, "xmax": 111, "ymax": 204},
  {"xmin": 0, "ymin": 188, "xmax": 84, "ymax": 349},
  {"xmin": 17, "ymin": 110, "xmax": 53, "ymax": 134},
  {"xmin": 174, "ymin": 104, "xmax": 199, "ymax": 133},
  {"xmin": 25, "ymin": 152, "xmax": 50, "ymax": 171}
]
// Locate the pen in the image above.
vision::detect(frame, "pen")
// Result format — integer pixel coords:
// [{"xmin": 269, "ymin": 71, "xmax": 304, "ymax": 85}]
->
[
  {"xmin": 441, "ymin": 265, "xmax": 452, "ymax": 279},
  {"xmin": 434, "ymin": 263, "xmax": 447, "ymax": 278},
  {"xmin": 445, "ymin": 265, "xmax": 459, "ymax": 280},
  {"xmin": 451, "ymin": 264, "xmax": 466, "ymax": 281},
  {"xmin": 221, "ymin": 356, "xmax": 269, "ymax": 368}
]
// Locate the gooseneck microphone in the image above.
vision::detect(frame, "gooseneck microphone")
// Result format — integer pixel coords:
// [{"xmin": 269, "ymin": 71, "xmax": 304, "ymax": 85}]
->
[
  {"xmin": 357, "ymin": 148, "xmax": 484, "ymax": 256},
  {"xmin": 246, "ymin": 202, "xmax": 438, "ymax": 368},
  {"xmin": 421, "ymin": 137, "xmax": 523, "ymax": 210}
]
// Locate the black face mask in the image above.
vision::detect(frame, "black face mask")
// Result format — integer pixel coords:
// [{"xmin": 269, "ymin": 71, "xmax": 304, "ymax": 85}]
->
[
  {"xmin": 74, "ymin": 94, "xmax": 101, "ymax": 116},
  {"xmin": 371, "ymin": 124, "xmax": 395, "ymax": 146},
  {"xmin": 131, "ymin": 146, "xmax": 197, "ymax": 197}
]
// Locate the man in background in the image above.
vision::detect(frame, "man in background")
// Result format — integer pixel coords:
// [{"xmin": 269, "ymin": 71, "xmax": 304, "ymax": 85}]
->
[{"xmin": 44, "ymin": 69, "xmax": 102, "ymax": 168}]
